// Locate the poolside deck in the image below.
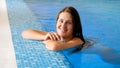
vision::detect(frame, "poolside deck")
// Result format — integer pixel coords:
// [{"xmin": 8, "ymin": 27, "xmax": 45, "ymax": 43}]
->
[{"xmin": 0, "ymin": 0, "xmax": 17, "ymax": 68}]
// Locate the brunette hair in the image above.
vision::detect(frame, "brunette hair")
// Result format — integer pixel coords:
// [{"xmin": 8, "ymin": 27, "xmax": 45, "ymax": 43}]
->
[{"xmin": 57, "ymin": 6, "xmax": 85, "ymax": 44}]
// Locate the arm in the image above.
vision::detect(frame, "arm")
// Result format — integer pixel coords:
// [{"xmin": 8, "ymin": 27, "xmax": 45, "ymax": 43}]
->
[
  {"xmin": 43, "ymin": 37, "xmax": 84, "ymax": 50},
  {"xmin": 22, "ymin": 30, "xmax": 83, "ymax": 50},
  {"xmin": 21, "ymin": 29, "xmax": 47, "ymax": 40},
  {"xmin": 22, "ymin": 30, "xmax": 61, "ymax": 41}
]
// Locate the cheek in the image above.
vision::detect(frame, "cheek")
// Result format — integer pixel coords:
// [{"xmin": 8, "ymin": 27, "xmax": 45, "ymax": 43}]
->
[
  {"xmin": 56, "ymin": 23, "xmax": 60, "ymax": 33},
  {"xmin": 56, "ymin": 20, "xmax": 59, "ymax": 27},
  {"xmin": 56, "ymin": 23, "xmax": 59, "ymax": 29},
  {"xmin": 68, "ymin": 25, "xmax": 73, "ymax": 31},
  {"xmin": 69, "ymin": 25, "xmax": 74, "ymax": 35}
]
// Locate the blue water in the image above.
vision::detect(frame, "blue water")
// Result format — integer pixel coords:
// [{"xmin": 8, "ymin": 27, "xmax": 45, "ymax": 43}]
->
[
  {"xmin": 24, "ymin": 0, "xmax": 120, "ymax": 68},
  {"xmin": 7, "ymin": 0, "xmax": 120, "ymax": 68},
  {"xmin": 25, "ymin": 0, "xmax": 120, "ymax": 51}
]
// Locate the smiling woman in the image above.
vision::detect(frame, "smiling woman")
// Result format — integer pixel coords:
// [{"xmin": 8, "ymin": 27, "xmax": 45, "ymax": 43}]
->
[{"xmin": 22, "ymin": 6, "xmax": 85, "ymax": 50}]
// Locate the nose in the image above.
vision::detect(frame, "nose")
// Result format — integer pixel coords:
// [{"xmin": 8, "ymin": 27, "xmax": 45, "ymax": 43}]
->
[{"xmin": 61, "ymin": 21, "xmax": 67, "ymax": 28}]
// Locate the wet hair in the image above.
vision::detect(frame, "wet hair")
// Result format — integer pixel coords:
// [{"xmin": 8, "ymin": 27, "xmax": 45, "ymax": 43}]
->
[{"xmin": 56, "ymin": 6, "xmax": 85, "ymax": 45}]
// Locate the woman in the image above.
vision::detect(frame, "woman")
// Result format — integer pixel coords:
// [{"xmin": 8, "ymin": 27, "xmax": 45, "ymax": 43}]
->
[{"xmin": 22, "ymin": 6, "xmax": 85, "ymax": 50}]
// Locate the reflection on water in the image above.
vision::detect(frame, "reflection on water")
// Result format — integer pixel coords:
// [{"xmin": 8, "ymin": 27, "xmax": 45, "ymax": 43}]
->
[{"xmin": 82, "ymin": 42, "xmax": 120, "ymax": 64}]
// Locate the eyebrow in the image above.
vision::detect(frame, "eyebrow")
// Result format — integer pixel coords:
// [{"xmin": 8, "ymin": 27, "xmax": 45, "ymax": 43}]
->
[{"xmin": 59, "ymin": 18, "xmax": 73, "ymax": 22}]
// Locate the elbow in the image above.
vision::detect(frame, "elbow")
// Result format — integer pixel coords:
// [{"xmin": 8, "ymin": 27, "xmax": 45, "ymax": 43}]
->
[
  {"xmin": 21, "ymin": 30, "xmax": 27, "ymax": 39},
  {"xmin": 45, "ymin": 43, "xmax": 61, "ymax": 51},
  {"xmin": 50, "ymin": 46, "xmax": 58, "ymax": 51},
  {"xmin": 21, "ymin": 31, "xmax": 26, "ymax": 38},
  {"xmin": 21, "ymin": 30, "xmax": 33, "ymax": 39}
]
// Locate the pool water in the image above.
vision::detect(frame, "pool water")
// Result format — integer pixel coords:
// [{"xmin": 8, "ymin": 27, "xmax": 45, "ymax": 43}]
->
[
  {"xmin": 7, "ymin": 0, "xmax": 120, "ymax": 68},
  {"xmin": 25, "ymin": 0, "xmax": 120, "ymax": 51}
]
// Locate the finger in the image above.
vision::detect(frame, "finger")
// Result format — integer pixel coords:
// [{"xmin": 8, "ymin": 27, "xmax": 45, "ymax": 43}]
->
[
  {"xmin": 52, "ymin": 32, "xmax": 61, "ymax": 41},
  {"xmin": 49, "ymin": 32, "xmax": 55, "ymax": 40},
  {"xmin": 44, "ymin": 33, "xmax": 51, "ymax": 40},
  {"xmin": 50, "ymin": 32, "xmax": 57, "ymax": 41}
]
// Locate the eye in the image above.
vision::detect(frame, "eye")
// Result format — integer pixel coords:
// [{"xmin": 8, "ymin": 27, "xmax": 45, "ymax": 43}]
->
[
  {"xmin": 67, "ymin": 21, "xmax": 72, "ymax": 24},
  {"xmin": 59, "ymin": 19, "xmax": 63, "ymax": 23}
]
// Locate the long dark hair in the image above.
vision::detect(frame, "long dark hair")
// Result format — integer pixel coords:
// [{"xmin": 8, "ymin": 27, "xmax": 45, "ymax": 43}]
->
[{"xmin": 57, "ymin": 6, "xmax": 85, "ymax": 44}]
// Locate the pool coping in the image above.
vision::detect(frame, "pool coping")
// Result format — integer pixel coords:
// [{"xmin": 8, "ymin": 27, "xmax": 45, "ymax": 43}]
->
[{"xmin": 0, "ymin": 0, "xmax": 17, "ymax": 68}]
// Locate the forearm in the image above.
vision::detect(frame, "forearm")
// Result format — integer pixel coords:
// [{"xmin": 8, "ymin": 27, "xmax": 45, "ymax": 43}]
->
[
  {"xmin": 62, "ymin": 38, "xmax": 84, "ymax": 49},
  {"xmin": 22, "ymin": 29, "xmax": 47, "ymax": 40},
  {"xmin": 55, "ymin": 38, "xmax": 83, "ymax": 50},
  {"xmin": 43, "ymin": 38, "xmax": 84, "ymax": 50}
]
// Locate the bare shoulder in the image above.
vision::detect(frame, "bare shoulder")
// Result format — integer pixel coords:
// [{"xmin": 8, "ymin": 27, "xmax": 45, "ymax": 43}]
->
[{"xmin": 69, "ymin": 37, "xmax": 83, "ymax": 43}]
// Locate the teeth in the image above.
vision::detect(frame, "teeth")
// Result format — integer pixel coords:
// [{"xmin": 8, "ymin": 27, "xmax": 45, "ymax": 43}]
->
[
  {"xmin": 59, "ymin": 27, "xmax": 67, "ymax": 32},
  {"xmin": 61, "ymin": 29, "xmax": 66, "ymax": 32}
]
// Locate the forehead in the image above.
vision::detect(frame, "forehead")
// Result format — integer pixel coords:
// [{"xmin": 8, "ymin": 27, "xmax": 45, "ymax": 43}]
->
[{"xmin": 58, "ymin": 12, "xmax": 73, "ymax": 21}]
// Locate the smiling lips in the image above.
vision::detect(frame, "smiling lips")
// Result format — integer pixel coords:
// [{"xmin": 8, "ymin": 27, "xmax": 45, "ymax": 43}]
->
[{"xmin": 59, "ymin": 27, "xmax": 67, "ymax": 33}]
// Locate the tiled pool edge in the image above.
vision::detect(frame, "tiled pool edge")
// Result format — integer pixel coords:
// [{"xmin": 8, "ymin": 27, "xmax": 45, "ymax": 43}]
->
[
  {"xmin": 6, "ymin": 0, "xmax": 72, "ymax": 68},
  {"xmin": 0, "ymin": 0, "xmax": 17, "ymax": 68}
]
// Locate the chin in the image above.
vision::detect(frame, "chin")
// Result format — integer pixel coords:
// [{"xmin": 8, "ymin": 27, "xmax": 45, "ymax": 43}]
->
[{"xmin": 58, "ymin": 33, "xmax": 65, "ymax": 37}]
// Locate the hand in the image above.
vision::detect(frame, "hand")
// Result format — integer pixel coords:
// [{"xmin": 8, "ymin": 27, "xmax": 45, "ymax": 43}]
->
[{"xmin": 44, "ymin": 32, "xmax": 61, "ymax": 41}]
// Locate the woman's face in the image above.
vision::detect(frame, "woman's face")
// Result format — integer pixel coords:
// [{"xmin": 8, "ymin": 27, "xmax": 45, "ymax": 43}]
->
[{"xmin": 56, "ymin": 12, "xmax": 74, "ymax": 39}]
